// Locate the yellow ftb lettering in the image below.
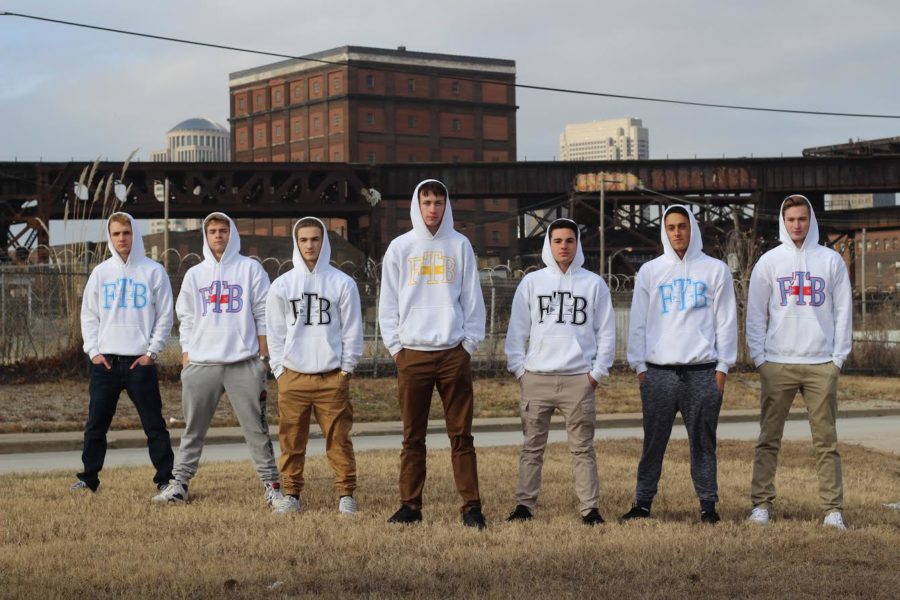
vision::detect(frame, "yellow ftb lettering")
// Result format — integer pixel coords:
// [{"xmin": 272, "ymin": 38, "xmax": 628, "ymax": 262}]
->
[{"xmin": 408, "ymin": 251, "xmax": 456, "ymax": 285}]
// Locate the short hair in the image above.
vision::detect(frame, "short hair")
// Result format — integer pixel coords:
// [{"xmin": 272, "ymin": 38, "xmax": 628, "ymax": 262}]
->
[
  {"xmin": 665, "ymin": 206, "xmax": 690, "ymax": 221},
  {"xmin": 108, "ymin": 213, "xmax": 131, "ymax": 230},
  {"xmin": 548, "ymin": 218, "xmax": 579, "ymax": 240},
  {"xmin": 295, "ymin": 217, "xmax": 324, "ymax": 236},
  {"xmin": 204, "ymin": 214, "xmax": 230, "ymax": 232},
  {"xmin": 417, "ymin": 181, "xmax": 448, "ymax": 201},
  {"xmin": 782, "ymin": 195, "xmax": 811, "ymax": 216}
]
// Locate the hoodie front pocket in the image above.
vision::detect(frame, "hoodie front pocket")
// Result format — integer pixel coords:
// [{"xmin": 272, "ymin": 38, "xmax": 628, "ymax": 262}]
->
[
  {"xmin": 535, "ymin": 335, "xmax": 586, "ymax": 371},
  {"xmin": 399, "ymin": 304, "xmax": 462, "ymax": 348},
  {"xmin": 767, "ymin": 315, "xmax": 828, "ymax": 358},
  {"xmin": 193, "ymin": 326, "xmax": 252, "ymax": 361}
]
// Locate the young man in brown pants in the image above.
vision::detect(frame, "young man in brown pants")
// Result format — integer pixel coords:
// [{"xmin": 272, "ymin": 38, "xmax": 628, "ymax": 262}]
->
[
  {"xmin": 379, "ymin": 179, "xmax": 487, "ymax": 529},
  {"xmin": 265, "ymin": 217, "xmax": 363, "ymax": 515}
]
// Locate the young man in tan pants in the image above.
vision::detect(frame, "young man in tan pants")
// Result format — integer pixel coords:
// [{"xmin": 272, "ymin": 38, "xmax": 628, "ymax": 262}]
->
[
  {"xmin": 265, "ymin": 217, "xmax": 363, "ymax": 515},
  {"xmin": 746, "ymin": 195, "xmax": 852, "ymax": 529},
  {"xmin": 504, "ymin": 219, "xmax": 616, "ymax": 525}
]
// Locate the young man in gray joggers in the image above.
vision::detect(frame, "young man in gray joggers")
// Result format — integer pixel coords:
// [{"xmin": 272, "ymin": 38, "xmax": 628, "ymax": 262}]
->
[
  {"xmin": 622, "ymin": 205, "xmax": 737, "ymax": 523},
  {"xmin": 152, "ymin": 213, "xmax": 282, "ymax": 507}
]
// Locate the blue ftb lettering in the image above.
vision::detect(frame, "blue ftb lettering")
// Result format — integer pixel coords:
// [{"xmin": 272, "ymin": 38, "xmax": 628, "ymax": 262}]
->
[
  {"xmin": 658, "ymin": 278, "xmax": 708, "ymax": 314},
  {"xmin": 199, "ymin": 280, "xmax": 244, "ymax": 316},
  {"xmin": 101, "ymin": 278, "xmax": 148, "ymax": 309}
]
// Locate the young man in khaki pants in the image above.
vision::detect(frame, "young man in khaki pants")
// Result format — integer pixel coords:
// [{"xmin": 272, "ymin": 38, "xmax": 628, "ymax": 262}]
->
[
  {"xmin": 265, "ymin": 217, "xmax": 363, "ymax": 515},
  {"xmin": 746, "ymin": 195, "xmax": 853, "ymax": 529}
]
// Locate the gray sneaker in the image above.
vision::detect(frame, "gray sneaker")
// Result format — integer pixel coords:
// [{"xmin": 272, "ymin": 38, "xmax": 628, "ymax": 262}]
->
[
  {"xmin": 338, "ymin": 495, "xmax": 358, "ymax": 515},
  {"xmin": 264, "ymin": 481, "xmax": 284, "ymax": 507},
  {"xmin": 70, "ymin": 480, "xmax": 97, "ymax": 493},
  {"xmin": 151, "ymin": 480, "xmax": 189, "ymax": 504},
  {"xmin": 273, "ymin": 495, "xmax": 301, "ymax": 515}
]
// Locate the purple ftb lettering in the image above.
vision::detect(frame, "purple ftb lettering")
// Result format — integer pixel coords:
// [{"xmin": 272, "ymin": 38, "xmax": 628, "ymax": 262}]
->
[
  {"xmin": 199, "ymin": 280, "xmax": 243, "ymax": 316},
  {"xmin": 777, "ymin": 271, "xmax": 825, "ymax": 307}
]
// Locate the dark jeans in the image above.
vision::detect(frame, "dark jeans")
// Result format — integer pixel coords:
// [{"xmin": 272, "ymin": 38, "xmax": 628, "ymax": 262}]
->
[{"xmin": 78, "ymin": 355, "xmax": 174, "ymax": 490}]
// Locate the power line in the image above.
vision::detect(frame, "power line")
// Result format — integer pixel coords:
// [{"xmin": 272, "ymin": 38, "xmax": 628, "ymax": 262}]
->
[{"xmin": 3, "ymin": 11, "xmax": 900, "ymax": 120}]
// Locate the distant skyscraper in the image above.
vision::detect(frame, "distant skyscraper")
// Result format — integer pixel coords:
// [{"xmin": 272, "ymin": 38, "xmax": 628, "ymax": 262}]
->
[{"xmin": 559, "ymin": 118, "xmax": 649, "ymax": 161}]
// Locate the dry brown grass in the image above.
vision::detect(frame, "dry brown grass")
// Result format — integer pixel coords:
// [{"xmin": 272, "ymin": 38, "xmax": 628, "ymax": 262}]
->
[
  {"xmin": 2, "ymin": 372, "xmax": 899, "ymax": 434},
  {"xmin": 2, "ymin": 439, "xmax": 898, "ymax": 599}
]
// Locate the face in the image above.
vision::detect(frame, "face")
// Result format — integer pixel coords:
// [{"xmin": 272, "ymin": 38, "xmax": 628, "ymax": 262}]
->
[
  {"xmin": 550, "ymin": 227, "xmax": 577, "ymax": 270},
  {"xmin": 664, "ymin": 212, "xmax": 691, "ymax": 255},
  {"xmin": 296, "ymin": 225, "xmax": 324, "ymax": 266},
  {"xmin": 205, "ymin": 220, "xmax": 230, "ymax": 256},
  {"xmin": 419, "ymin": 189, "xmax": 446, "ymax": 232},
  {"xmin": 783, "ymin": 204, "xmax": 811, "ymax": 245},
  {"xmin": 108, "ymin": 220, "xmax": 133, "ymax": 257}
]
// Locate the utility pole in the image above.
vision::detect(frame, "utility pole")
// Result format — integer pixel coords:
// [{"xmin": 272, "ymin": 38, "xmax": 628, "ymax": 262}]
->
[
  {"xmin": 599, "ymin": 175, "xmax": 605, "ymax": 279},
  {"xmin": 163, "ymin": 178, "xmax": 170, "ymax": 273},
  {"xmin": 861, "ymin": 228, "xmax": 867, "ymax": 326}
]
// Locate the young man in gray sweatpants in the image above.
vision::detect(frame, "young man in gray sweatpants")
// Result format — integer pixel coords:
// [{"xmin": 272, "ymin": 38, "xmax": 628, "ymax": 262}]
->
[
  {"xmin": 152, "ymin": 213, "xmax": 281, "ymax": 507},
  {"xmin": 622, "ymin": 205, "xmax": 737, "ymax": 523}
]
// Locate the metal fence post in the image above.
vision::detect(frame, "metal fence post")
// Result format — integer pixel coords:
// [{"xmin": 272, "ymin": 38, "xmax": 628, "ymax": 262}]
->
[
  {"xmin": 489, "ymin": 279, "xmax": 496, "ymax": 369},
  {"xmin": 372, "ymin": 281, "xmax": 380, "ymax": 378}
]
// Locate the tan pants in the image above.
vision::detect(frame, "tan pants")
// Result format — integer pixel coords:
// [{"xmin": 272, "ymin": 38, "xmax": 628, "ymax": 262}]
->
[
  {"xmin": 516, "ymin": 372, "xmax": 599, "ymax": 516},
  {"xmin": 751, "ymin": 361, "xmax": 842, "ymax": 515},
  {"xmin": 276, "ymin": 368, "xmax": 356, "ymax": 497}
]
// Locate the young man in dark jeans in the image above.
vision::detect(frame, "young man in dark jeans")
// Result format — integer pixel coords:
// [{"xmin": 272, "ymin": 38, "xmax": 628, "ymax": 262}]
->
[{"xmin": 74, "ymin": 212, "xmax": 174, "ymax": 492}]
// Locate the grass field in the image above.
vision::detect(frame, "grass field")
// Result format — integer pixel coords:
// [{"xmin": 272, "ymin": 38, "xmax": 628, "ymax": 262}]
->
[
  {"xmin": 2, "ymin": 439, "xmax": 898, "ymax": 599},
  {"xmin": 2, "ymin": 372, "xmax": 899, "ymax": 433}
]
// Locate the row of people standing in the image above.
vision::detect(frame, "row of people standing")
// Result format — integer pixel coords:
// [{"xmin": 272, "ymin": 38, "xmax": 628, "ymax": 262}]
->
[{"xmin": 73, "ymin": 180, "xmax": 851, "ymax": 530}]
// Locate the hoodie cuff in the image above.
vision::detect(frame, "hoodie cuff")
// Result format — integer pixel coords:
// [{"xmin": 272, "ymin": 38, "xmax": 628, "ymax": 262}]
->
[
  {"xmin": 752, "ymin": 355, "xmax": 765, "ymax": 368},
  {"xmin": 512, "ymin": 366, "xmax": 526, "ymax": 380},
  {"xmin": 272, "ymin": 365, "xmax": 284, "ymax": 380},
  {"xmin": 462, "ymin": 339, "xmax": 478, "ymax": 356},
  {"xmin": 634, "ymin": 362, "xmax": 648, "ymax": 375},
  {"xmin": 86, "ymin": 348, "xmax": 100, "ymax": 360},
  {"xmin": 832, "ymin": 357, "xmax": 844, "ymax": 369},
  {"xmin": 715, "ymin": 361, "xmax": 730, "ymax": 375},
  {"xmin": 591, "ymin": 366, "xmax": 608, "ymax": 382},
  {"xmin": 340, "ymin": 362, "xmax": 355, "ymax": 375},
  {"xmin": 388, "ymin": 343, "xmax": 403, "ymax": 357}
]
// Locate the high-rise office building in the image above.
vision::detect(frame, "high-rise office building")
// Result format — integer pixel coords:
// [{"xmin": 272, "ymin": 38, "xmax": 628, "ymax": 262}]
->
[{"xmin": 559, "ymin": 118, "xmax": 649, "ymax": 161}]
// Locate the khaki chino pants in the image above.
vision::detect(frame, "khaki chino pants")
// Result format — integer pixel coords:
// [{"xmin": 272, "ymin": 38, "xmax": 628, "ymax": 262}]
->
[
  {"xmin": 751, "ymin": 361, "xmax": 843, "ymax": 515},
  {"xmin": 276, "ymin": 368, "xmax": 356, "ymax": 497}
]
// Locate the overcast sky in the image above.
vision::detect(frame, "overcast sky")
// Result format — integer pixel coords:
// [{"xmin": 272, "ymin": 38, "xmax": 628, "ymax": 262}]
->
[{"xmin": 2, "ymin": 0, "xmax": 899, "ymax": 165}]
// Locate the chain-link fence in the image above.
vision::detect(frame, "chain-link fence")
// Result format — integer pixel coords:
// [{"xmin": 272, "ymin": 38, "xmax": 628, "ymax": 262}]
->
[{"xmin": 2, "ymin": 252, "xmax": 897, "ymax": 375}]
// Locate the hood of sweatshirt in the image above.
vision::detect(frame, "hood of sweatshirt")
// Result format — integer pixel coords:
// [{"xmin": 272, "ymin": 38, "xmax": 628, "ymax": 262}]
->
[
  {"xmin": 410, "ymin": 179, "xmax": 454, "ymax": 240},
  {"xmin": 106, "ymin": 212, "xmax": 146, "ymax": 266},
  {"xmin": 292, "ymin": 217, "xmax": 332, "ymax": 274},
  {"xmin": 778, "ymin": 195, "xmax": 820, "ymax": 250},
  {"xmin": 661, "ymin": 205, "xmax": 703, "ymax": 263},
  {"xmin": 201, "ymin": 212, "xmax": 241, "ymax": 265},
  {"xmin": 541, "ymin": 218, "xmax": 585, "ymax": 275}
]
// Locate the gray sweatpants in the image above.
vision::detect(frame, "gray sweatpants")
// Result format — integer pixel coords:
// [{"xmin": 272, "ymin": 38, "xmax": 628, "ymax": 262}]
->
[
  {"xmin": 635, "ymin": 364, "xmax": 722, "ymax": 504},
  {"xmin": 173, "ymin": 358, "xmax": 279, "ymax": 484}
]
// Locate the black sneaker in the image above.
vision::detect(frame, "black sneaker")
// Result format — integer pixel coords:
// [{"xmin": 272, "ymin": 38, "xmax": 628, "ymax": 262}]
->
[
  {"xmin": 387, "ymin": 505, "xmax": 422, "ymax": 524},
  {"xmin": 700, "ymin": 510, "xmax": 721, "ymax": 524},
  {"xmin": 506, "ymin": 504, "xmax": 533, "ymax": 522},
  {"xmin": 619, "ymin": 504, "xmax": 651, "ymax": 521},
  {"xmin": 462, "ymin": 506, "xmax": 487, "ymax": 530},
  {"xmin": 582, "ymin": 508, "xmax": 605, "ymax": 526}
]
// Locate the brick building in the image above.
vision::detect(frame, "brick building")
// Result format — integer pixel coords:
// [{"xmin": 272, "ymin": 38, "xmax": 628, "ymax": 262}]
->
[{"xmin": 228, "ymin": 46, "xmax": 518, "ymax": 260}]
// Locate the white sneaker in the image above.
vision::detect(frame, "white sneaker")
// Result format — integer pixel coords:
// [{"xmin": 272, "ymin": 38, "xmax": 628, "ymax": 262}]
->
[
  {"xmin": 338, "ymin": 495, "xmax": 358, "ymax": 515},
  {"xmin": 152, "ymin": 480, "xmax": 189, "ymax": 504},
  {"xmin": 264, "ymin": 481, "xmax": 284, "ymax": 507},
  {"xmin": 823, "ymin": 511, "xmax": 847, "ymax": 531},
  {"xmin": 273, "ymin": 495, "xmax": 301, "ymax": 515},
  {"xmin": 748, "ymin": 507, "xmax": 770, "ymax": 525}
]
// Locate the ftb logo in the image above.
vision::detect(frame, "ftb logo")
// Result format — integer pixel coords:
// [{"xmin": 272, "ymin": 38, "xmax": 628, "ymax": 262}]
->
[
  {"xmin": 537, "ymin": 292, "xmax": 587, "ymax": 325},
  {"xmin": 199, "ymin": 280, "xmax": 243, "ymax": 316},
  {"xmin": 658, "ymin": 278, "xmax": 708, "ymax": 314},
  {"xmin": 102, "ymin": 278, "xmax": 148, "ymax": 309},
  {"xmin": 288, "ymin": 293, "xmax": 332, "ymax": 326},
  {"xmin": 407, "ymin": 251, "xmax": 456, "ymax": 285},
  {"xmin": 776, "ymin": 271, "xmax": 826, "ymax": 307}
]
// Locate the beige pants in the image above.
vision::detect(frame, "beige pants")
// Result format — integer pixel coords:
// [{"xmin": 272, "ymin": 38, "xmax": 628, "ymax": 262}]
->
[
  {"xmin": 515, "ymin": 372, "xmax": 599, "ymax": 516},
  {"xmin": 276, "ymin": 368, "xmax": 356, "ymax": 497},
  {"xmin": 751, "ymin": 361, "xmax": 842, "ymax": 515}
]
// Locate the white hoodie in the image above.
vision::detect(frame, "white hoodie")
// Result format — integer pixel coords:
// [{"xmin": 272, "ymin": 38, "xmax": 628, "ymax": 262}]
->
[
  {"xmin": 176, "ymin": 213, "xmax": 269, "ymax": 364},
  {"xmin": 505, "ymin": 219, "xmax": 616, "ymax": 381},
  {"xmin": 746, "ymin": 196, "xmax": 852, "ymax": 368},
  {"xmin": 627, "ymin": 205, "xmax": 737, "ymax": 374},
  {"xmin": 80, "ymin": 212, "xmax": 174, "ymax": 358},
  {"xmin": 378, "ymin": 179, "xmax": 486, "ymax": 356},
  {"xmin": 266, "ymin": 218, "xmax": 363, "ymax": 378}
]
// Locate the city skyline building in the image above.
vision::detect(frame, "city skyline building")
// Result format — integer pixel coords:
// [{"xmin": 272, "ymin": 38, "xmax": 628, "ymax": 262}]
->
[{"xmin": 559, "ymin": 118, "xmax": 649, "ymax": 161}]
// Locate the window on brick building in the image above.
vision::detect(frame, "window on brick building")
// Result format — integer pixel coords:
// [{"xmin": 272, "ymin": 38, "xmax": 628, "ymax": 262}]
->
[
  {"xmin": 491, "ymin": 230, "xmax": 500, "ymax": 242},
  {"xmin": 334, "ymin": 114, "xmax": 341, "ymax": 126},
  {"xmin": 294, "ymin": 85, "xmax": 301, "ymax": 98},
  {"xmin": 452, "ymin": 118, "xmax": 461, "ymax": 131},
  {"xmin": 313, "ymin": 116, "xmax": 321, "ymax": 131},
  {"xmin": 313, "ymin": 81, "xmax": 320, "ymax": 95},
  {"xmin": 408, "ymin": 154, "xmax": 416, "ymax": 162},
  {"xmin": 256, "ymin": 129, "xmax": 263, "ymax": 141},
  {"xmin": 451, "ymin": 81, "xmax": 460, "ymax": 96},
  {"xmin": 333, "ymin": 150, "xmax": 342, "ymax": 161},
  {"xmin": 407, "ymin": 115, "xmax": 417, "ymax": 128},
  {"xmin": 238, "ymin": 98, "xmax": 245, "ymax": 111},
  {"xmin": 275, "ymin": 125, "xmax": 282, "ymax": 139},
  {"xmin": 274, "ymin": 89, "xmax": 282, "ymax": 103},
  {"xmin": 294, "ymin": 122, "xmax": 301, "ymax": 134},
  {"xmin": 366, "ymin": 74, "xmax": 375, "ymax": 89},
  {"xmin": 239, "ymin": 131, "xmax": 246, "ymax": 144},
  {"xmin": 332, "ymin": 78, "xmax": 342, "ymax": 91},
  {"xmin": 366, "ymin": 112, "xmax": 376, "ymax": 125},
  {"xmin": 367, "ymin": 151, "xmax": 376, "ymax": 163},
  {"xmin": 407, "ymin": 78, "xmax": 416, "ymax": 92},
  {"xmin": 256, "ymin": 95, "xmax": 263, "ymax": 108}
]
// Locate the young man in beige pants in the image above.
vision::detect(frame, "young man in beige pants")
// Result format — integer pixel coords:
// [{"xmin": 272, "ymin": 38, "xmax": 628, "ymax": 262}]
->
[
  {"xmin": 746, "ymin": 195, "xmax": 853, "ymax": 529},
  {"xmin": 265, "ymin": 217, "xmax": 363, "ymax": 515},
  {"xmin": 504, "ymin": 218, "xmax": 616, "ymax": 525}
]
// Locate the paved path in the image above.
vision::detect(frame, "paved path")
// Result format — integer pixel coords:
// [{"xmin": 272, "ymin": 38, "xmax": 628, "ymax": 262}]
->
[{"xmin": 2, "ymin": 414, "xmax": 897, "ymax": 475}]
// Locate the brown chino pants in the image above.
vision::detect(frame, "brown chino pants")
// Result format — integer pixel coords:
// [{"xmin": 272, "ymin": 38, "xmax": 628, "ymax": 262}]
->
[
  {"xmin": 276, "ymin": 368, "xmax": 356, "ymax": 497},
  {"xmin": 396, "ymin": 344, "xmax": 481, "ymax": 512}
]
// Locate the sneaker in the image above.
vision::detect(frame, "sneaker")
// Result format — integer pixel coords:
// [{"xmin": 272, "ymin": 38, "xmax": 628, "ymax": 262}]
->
[
  {"xmin": 506, "ymin": 504, "xmax": 533, "ymax": 522},
  {"xmin": 700, "ymin": 510, "xmax": 721, "ymax": 524},
  {"xmin": 338, "ymin": 495, "xmax": 358, "ymax": 516},
  {"xmin": 264, "ymin": 481, "xmax": 284, "ymax": 507},
  {"xmin": 748, "ymin": 507, "xmax": 770, "ymax": 525},
  {"xmin": 387, "ymin": 505, "xmax": 422, "ymax": 524},
  {"xmin": 70, "ymin": 480, "xmax": 97, "ymax": 493},
  {"xmin": 823, "ymin": 511, "xmax": 847, "ymax": 531},
  {"xmin": 273, "ymin": 495, "xmax": 301, "ymax": 515},
  {"xmin": 582, "ymin": 509, "xmax": 605, "ymax": 526},
  {"xmin": 620, "ymin": 504, "xmax": 651, "ymax": 521},
  {"xmin": 151, "ymin": 480, "xmax": 189, "ymax": 504},
  {"xmin": 462, "ymin": 506, "xmax": 487, "ymax": 530}
]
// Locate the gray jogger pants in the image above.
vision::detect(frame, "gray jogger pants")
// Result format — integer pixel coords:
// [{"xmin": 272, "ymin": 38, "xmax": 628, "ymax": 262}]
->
[
  {"xmin": 635, "ymin": 364, "xmax": 722, "ymax": 504},
  {"xmin": 173, "ymin": 358, "xmax": 279, "ymax": 484}
]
